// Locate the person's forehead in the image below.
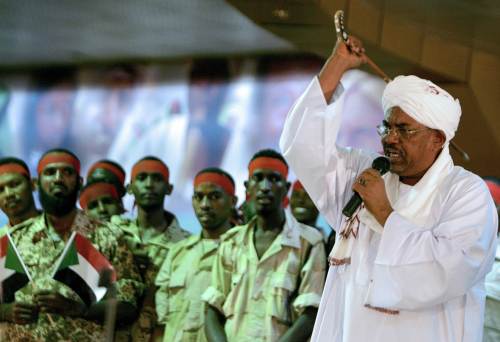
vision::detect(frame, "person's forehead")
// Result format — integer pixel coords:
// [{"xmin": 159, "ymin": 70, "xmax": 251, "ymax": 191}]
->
[
  {"xmin": 43, "ymin": 162, "xmax": 76, "ymax": 171},
  {"xmin": 194, "ymin": 182, "xmax": 225, "ymax": 193},
  {"xmin": 88, "ymin": 194, "xmax": 116, "ymax": 203},
  {"xmin": 386, "ymin": 107, "xmax": 423, "ymax": 126},
  {"xmin": 251, "ymin": 168, "xmax": 282, "ymax": 176},
  {"xmin": 90, "ymin": 168, "xmax": 115, "ymax": 179},
  {"xmin": 0, "ymin": 172, "xmax": 26, "ymax": 184},
  {"xmin": 135, "ymin": 170, "xmax": 164, "ymax": 178}
]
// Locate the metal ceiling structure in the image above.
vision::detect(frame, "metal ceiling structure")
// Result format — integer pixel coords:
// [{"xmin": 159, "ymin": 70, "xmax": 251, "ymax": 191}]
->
[{"xmin": 0, "ymin": 0, "xmax": 294, "ymax": 68}]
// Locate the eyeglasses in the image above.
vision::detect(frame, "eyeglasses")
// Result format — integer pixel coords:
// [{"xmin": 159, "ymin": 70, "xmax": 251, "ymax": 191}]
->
[{"xmin": 376, "ymin": 124, "xmax": 430, "ymax": 140}]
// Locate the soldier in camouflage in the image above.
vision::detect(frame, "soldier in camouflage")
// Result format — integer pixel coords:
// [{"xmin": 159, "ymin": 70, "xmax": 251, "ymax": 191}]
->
[
  {"xmin": 113, "ymin": 156, "xmax": 190, "ymax": 340},
  {"xmin": 0, "ymin": 149, "xmax": 144, "ymax": 341}
]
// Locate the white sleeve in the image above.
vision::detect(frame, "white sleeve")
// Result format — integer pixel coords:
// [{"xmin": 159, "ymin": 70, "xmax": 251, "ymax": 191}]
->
[
  {"xmin": 280, "ymin": 76, "xmax": 376, "ymax": 231},
  {"xmin": 365, "ymin": 178, "xmax": 498, "ymax": 310}
]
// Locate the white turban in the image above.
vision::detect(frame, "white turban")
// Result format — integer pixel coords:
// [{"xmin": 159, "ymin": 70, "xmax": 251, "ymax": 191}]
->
[{"xmin": 382, "ymin": 75, "xmax": 461, "ymax": 142}]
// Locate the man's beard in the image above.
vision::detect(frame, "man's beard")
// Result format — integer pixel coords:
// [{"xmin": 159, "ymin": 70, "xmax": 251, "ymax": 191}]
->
[
  {"xmin": 39, "ymin": 186, "xmax": 78, "ymax": 216},
  {"xmin": 139, "ymin": 202, "xmax": 164, "ymax": 212}
]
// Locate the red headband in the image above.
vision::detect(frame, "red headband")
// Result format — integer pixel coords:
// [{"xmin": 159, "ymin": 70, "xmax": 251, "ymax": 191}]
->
[
  {"xmin": 87, "ymin": 162, "xmax": 125, "ymax": 185},
  {"xmin": 292, "ymin": 180, "xmax": 304, "ymax": 191},
  {"xmin": 38, "ymin": 152, "xmax": 80, "ymax": 175},
  {"xmin": 0, "ymin": 164, "xmax": 30, "ymax": 178},
  {"xmin": 248, "ymin": 157, "xmax": 288, "ymax": 179},
  {"xmin": 131, "ymin": 160, "xmax": 169, "ymax": 182},
  {"xmin": 194, "ymin": 172, "xmax": 235, "ymax": 196},
  {"xmin": 79, "ymin": 183, "xmax": 119, "ymax": 210}
]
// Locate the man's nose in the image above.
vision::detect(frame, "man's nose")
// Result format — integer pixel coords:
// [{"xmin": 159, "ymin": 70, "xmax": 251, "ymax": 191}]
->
[
  {"xmin": 259, "ymin": 178, "xmax": 271, "ymax": 191},
  {"xmin": 200, "ymin": 196, "xmax": 211, "ymax": 208},
  {"xmin": 383, "ymin": 129, "xmax": 400, "ymax": 144},
  {"xmin": 98, "ymin": 201, "xmax": 106, "ymax": 212},
  {"xmin": 54, "ymin": 169, "xmax": 64, "ymax": 181},
  {"xmin": 144, "ymin": 176, "xmax": 154, "ymax": 187}
]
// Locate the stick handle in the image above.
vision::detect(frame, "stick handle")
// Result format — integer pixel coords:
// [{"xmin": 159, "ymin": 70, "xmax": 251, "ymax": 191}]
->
[
  {"xmin": 450, "ymin": 141, "xmax": 470, "ymax": 161},
  {"xmin": 365, "ymin": 56, "xmax": 391, "ymax": 83}
]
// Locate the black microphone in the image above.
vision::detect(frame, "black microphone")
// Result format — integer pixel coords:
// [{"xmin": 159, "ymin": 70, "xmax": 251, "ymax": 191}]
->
[{"xmin": 342, "ymin": 156, "xmax": 390, "ymax": 218}]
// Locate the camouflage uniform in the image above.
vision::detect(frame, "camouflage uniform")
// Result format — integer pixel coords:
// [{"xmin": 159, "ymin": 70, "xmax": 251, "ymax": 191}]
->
[
  {"xmin": 0, "ymin": 210, "xmax": 144, "ymax": 342},
  {"xmin": 0, "ymin": 216, "xmax": 39, "ymax": 236},
  {"xmin": 202, "ymin": 211, "xmax": 326, "ymax": 342},
  {"xmin": 111, "ymin": 211, "xmax": 190, "ymax": 341},
  {"xmin": 155, "ymin": 234, "xmax": 220, "ymax": 342}
]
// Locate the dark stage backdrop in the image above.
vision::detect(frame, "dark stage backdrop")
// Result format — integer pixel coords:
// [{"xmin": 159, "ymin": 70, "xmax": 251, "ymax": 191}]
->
[{"xmin": 0, "ymin": 56, "xmax": 385, "ymax": 232}]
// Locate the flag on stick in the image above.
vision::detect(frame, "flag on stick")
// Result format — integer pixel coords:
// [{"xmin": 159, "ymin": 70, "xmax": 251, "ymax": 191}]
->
[
  {"xmin": 0, "ymin": 231, "xmax": 31, "ymax": 303},
  {"xmin": 52, "ymin": 232, "xmax": 116, "ymax": 306}
]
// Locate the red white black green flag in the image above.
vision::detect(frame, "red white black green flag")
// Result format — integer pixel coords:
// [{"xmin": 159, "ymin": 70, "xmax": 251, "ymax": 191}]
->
[
  {"xmin": 52, "ymin": 232, "xmax": 116, "ymax": 306},
  {"xmin": 0, "ymin": 230, "xmax": 32, "ymax": 303}
]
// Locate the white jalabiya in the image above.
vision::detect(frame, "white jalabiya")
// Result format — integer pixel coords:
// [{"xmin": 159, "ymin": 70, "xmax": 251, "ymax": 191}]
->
[
  {"xmin": 279, "ymin": 77, "xmax": 498, "ymax": 342},
  {"xmin": 484, "ymin": 241, "xmax": 500, "ymax": 342}
]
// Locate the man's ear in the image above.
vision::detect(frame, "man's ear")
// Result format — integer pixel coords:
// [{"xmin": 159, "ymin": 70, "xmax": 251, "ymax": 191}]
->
[
  {"xmin": 231, "ymin": 195, "xmax": 238, "ymax": 208},
  {"xmin": 285, "ymin": 181, "xmax": 291, "ymax": 192},
  {"xmin": 118, "ymin": 200, "xmax": 126, "ymax": 214},
  {"xmin": 433, "ymin": 130, "xmax": 446, "ymax": 150},
  {"xmin": 126, "ymin": 183, "xmax": 133, "ymax": 195},
  {"xmin": 31, "ymin": 178, "xmax": 38, "ymax": 192},
  {"xmin": 165, "ymin": 183, "xmax": 173, "ymax": 195}
]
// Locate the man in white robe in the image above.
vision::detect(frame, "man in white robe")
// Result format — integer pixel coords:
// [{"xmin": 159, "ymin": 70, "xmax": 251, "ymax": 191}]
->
[{"xmin": 279, "ymin": 36, "xmax": 498, "ymax": 342}]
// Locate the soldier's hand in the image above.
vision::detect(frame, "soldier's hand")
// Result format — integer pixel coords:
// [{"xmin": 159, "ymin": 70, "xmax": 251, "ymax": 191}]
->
[
  {"xmin": 0, "ymin": 302, "xmax": 39, "ymax": 324},
  {"xmin": 34, "ymin": 291, "xmax": 87, "ymax": 318},
  {"xmin": 133, "ymin": 253, "xmax": 150, "ymax": 272}
]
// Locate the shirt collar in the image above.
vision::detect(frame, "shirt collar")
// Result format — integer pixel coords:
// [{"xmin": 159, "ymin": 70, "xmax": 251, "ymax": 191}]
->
[
  {"xmin": 281, "ymin": 210, "xmax": 301, "ymax": 249},
  {"xmin": 184, "ymin": 233, "xmax": 202, "ymax": 248},
  {"xmin": 245, "ymin": 210, "xmax": 301, "ymax": 249}
]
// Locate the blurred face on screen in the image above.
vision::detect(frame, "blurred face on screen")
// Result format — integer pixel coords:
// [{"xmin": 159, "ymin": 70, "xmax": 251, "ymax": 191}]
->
[{"xmin": 35, "ymin": 83, "xmax": 74, "ymax": 147}]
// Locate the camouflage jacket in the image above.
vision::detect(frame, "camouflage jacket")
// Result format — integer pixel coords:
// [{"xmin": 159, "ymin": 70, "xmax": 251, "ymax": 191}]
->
[
  {"xmin": 111, "ymin": 211, "xmax": 190, "ymax": 341},
  {"xmin": 0, "ymin": 210, "xmax": 144, "ymax": 342},
  {"xmin": 111, "ymin": 211, "xmax": 190, "ymax": 286}
]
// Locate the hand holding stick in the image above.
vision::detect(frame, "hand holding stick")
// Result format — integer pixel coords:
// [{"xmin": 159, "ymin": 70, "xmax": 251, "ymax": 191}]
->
[{"xmin": 333, "ymin": 10, "xmax": 470, "ymax": 161}]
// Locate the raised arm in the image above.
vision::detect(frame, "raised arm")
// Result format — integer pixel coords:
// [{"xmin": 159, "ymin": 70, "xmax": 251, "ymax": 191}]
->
[{"xmin": 279, "ymin": 37, "xmax": 374, "ymax": 230}]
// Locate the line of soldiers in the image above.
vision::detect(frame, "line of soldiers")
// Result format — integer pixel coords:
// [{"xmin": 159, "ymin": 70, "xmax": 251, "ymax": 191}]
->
[{"xmin": 0, "ymin": 147, "xmax": 333, "ymax": 341}]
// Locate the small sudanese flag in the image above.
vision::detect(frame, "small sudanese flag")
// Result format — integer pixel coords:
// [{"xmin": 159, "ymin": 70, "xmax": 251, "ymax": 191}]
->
[
  {"xmin": 52, "ymin": 232, "xmax": 116, "ymax": 307},
  {"xmin": 0, "ymin": 231, "xmax": 31, "ymax": 303}
]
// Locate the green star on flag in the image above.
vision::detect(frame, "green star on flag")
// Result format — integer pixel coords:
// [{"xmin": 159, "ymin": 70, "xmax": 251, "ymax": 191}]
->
[{"xmin": 0, "ymin": 230, "xmax": 31, "ymax": 303}]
